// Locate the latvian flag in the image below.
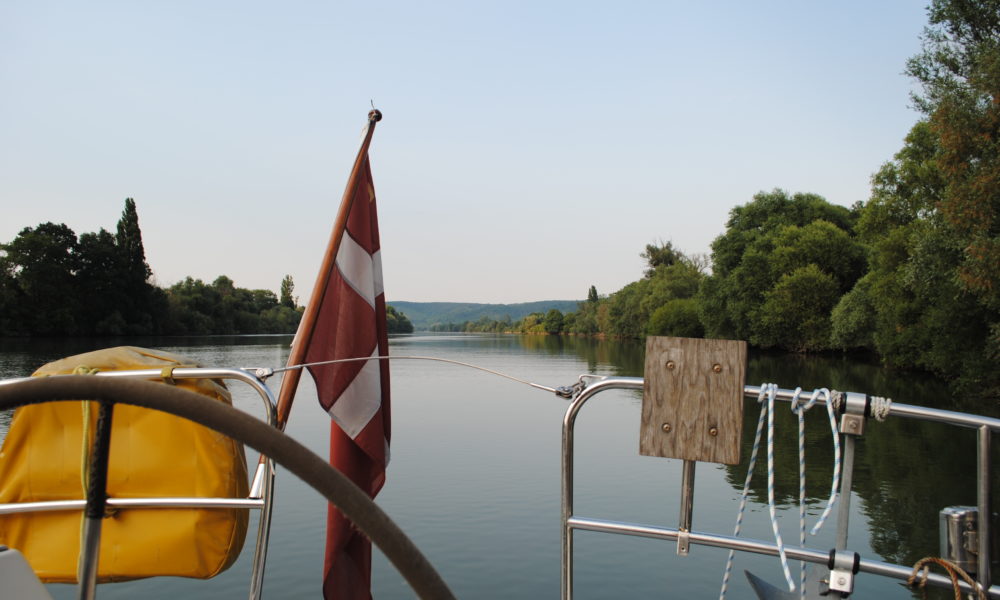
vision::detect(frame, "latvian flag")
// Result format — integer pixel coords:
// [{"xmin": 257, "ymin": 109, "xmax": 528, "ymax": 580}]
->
[{"xmin": 300, "ymin": 152, "xmax": 390, "ymax": 600}]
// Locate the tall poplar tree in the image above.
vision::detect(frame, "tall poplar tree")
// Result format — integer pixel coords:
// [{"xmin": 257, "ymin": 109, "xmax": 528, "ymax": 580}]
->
[
  {"xmin": 114, "ymin": 198, "xmax": 156, "ymax": 333},
  {"xmin": 116, "ymin": 197, "xmax": 152, "ymax": 287}
]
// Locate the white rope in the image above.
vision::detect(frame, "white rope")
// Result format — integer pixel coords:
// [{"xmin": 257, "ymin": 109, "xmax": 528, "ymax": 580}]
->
[
  {"xmin": 272, "ymin": 355, "xmax": 559, "ymax": 394},
  {"xmin": 870, "ymin": 395, "xmax": 892, "ymax": 421},
  {"xmin": 766, "ymin": 383, "xmax": 796, "ymax": 591},
  {"xmin": 790, "ymin": 387, "xmax": 808, "ymax": 598},
  {"xmin": 722, "ymin": 384, "xmax": 848, "ymax": 598},
  {"xmin": 719, "ymin": 383, "xmax": 773, "ymax": 600},
  {"xmin": 788, "ymin": 387, "xmax": 843, "ymax": 597},
  {"xmin": 810, "ymin": 388, "xmax": 840, "ymax": 535}
]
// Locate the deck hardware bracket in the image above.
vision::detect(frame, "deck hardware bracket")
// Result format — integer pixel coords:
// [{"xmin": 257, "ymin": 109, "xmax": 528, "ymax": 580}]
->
[
  {"xmin": 677, "ymin": 529, "xmax": 690, "ymax": 556},
  {"xmin": 555, "ymin": 386, "xmax": 575, "ymax": 399},
  {"xmin": 827, "ymin": 549, "xmax": 860, "ymax": 596},
  {"xmin": 838, "ymin": 392, "xmax": 868, "ymax": 436}
]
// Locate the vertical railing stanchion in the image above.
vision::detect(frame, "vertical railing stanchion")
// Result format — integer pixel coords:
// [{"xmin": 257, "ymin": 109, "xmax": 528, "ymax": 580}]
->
[
  {"xmin": 978, "ymin": 425, "xmax": 992, "ymax": 591},
  {"xmin": 677, "ymin": 460, "xmax": 695, "ymax": 556},
  {"xmin": 834, "ymin": 435, "xmax": 855, "ymax": 551},
  {"xmin": 561, "ymin": 398, "xmax": 575, "ymax": 600}
]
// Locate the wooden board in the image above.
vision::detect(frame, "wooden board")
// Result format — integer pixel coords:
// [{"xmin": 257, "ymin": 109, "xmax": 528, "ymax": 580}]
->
[{"xmin": 640, "ymin": 336, "xmax": 746, "ymax": 464}]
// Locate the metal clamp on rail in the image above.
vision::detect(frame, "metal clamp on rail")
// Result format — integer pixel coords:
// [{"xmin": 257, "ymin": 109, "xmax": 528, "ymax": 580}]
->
[
  {"xmin": 826, "ymin": 550, "xmax": 861, "ymax": 596},
  {"xmin": 838, "ymin": 392, "xmax": 868, "ymax": 436}
]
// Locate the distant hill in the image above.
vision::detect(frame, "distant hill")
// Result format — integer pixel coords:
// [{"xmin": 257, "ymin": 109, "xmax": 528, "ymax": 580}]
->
[{"xmin": 388, "ymin": 300, "xmax": 581, "ymax": 330}]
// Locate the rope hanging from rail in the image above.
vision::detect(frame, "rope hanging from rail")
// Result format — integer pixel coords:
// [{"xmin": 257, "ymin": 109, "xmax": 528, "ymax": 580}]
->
[
  {"xmin": 789, "ymin": 387, "xmax": 841, "ymax": 598},
  {"xmin": 720, "ymin": 384, "xmax": 852, "ymax": 599},
  {"xmin": 790, "ymin": 387, "xmax": 810, "ymax": 597},
  {"xmin": 806, "ymin": 388, "xmax": 840, "ymax": 536},
  {"xmin": 907, "ymin": 556, "xmax": 986, "ymax": 600},
  {"xmin": 764, "ymin": 383, "xmax": 796, "ymax": 591},
  {"xmin": 719, "ymin": 383, "xmax": 785, "ymax": 599}
]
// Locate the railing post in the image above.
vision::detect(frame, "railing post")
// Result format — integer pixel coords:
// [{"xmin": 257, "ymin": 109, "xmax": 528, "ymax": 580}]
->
[{"xmin": 978, "ymin": 425, "xmax": 992, "ymax": 591}]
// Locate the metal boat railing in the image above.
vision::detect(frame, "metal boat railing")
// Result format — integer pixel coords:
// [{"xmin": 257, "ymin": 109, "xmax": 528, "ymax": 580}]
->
[
  {"xmin": 0, "ymin": 368, "xmax": 278, "ymax": 600},
  {"xmin": 561, "ymin": 376, "xmax": 1000, "ymax": 599}
]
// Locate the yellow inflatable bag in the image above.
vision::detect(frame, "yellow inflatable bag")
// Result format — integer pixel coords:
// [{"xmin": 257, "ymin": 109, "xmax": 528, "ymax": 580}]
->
[{"xmin": 0, "ymin": 346, "xmax": 249, "ymax": 582}]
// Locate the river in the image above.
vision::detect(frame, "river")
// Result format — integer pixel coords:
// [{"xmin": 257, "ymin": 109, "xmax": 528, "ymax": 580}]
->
[{"xmin": 0, "ymin": 333, "xmax": 996, "ymax": 598}]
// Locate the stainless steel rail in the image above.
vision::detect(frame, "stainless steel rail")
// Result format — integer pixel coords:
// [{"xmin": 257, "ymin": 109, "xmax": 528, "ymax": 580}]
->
[
  {"xmin": 561, "ymin": 376, "xmax": 999, "ymax": 599},
  {"xmin": 0, "ymin": 368, "xmax": 278, "ymax": 600}
]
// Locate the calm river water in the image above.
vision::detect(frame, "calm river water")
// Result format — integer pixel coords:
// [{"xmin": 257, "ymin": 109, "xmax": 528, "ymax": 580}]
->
[{"xmin": 0, "ymin": 333, "xmax": 996, "ymax": 598}]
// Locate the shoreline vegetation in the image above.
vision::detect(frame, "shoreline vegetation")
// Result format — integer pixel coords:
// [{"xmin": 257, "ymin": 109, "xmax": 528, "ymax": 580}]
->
[
  {"xmin": 1, "ymin": 0, "xmax": 996, "ymax": 396},
  {"xmin": 0, "ymin": 199, "xmax": 416, "ymax": 339}
]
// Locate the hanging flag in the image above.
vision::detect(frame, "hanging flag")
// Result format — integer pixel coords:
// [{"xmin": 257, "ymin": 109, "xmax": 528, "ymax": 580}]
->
[
  {"xmin": 311, "ymin": 152, "xmax": 389, "ymax": 600},
  {"xmin": 275, "ymin": 110, "xmax": 389, "ymax": 600}
]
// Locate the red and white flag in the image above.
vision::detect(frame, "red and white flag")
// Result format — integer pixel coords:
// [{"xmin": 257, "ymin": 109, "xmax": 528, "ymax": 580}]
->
[
  {"xmin": 307, "ymin": 155, "xmax": 390, "ymax": 600},
  {"xmin": 278, "ymin": 113, "xmax": 389, "ymax": 600}
]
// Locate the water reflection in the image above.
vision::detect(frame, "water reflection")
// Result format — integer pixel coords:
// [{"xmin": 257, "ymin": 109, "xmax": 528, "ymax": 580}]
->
[
  {"xmin": 513, "ymin": 334, "xmax": 646, "ymax": 376},
  {"xmin": 509, "ymin": 335, "xmax": 999, "ymax": 582},
  {"xmin": 1, "ymin": 333, "xmax": 997, "ymax": 592}
]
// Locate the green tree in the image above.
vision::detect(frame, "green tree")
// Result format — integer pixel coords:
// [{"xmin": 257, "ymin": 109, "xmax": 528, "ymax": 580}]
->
[
  {"xmin": 647, "ymin": 298, "xmax": 704, "ymax": 338},
  {"xmin": 280, "ymin": 275, "xmax": 296, "ymax": 308},
  {"xmin": 754, "ymin": 265, "xmax": 840, "ymax": 351},
  {"xmin": 76, "ymin": 229, "xmax": 128, "ymax": 334},
  {"xmin": 833, "ymin": 119, "xmax": 997, "ymax": 391},
  {"xmin": 567, "ymin": 286, "xmax": 602, "ymax": 335},
  {"xmin": 909, "ymin": 0, "xmax": 1000, "ymax": 306},
  {"xmin": 0, "ymin": 252, "xmax": 18, "ymax": 335},
  {"xmin": 386, "ymin": 305, "xmax": 414, "ymax": 334},
  {"xmin": 708, "ymin": 189, "xmax": 855, "ymax": 277},
  {"xmin": 640, "ymin": 241, "xmax": 681, "ymax": 278},
  {"xmin": 699, "ymin": 190, "xmax": 863, "ymax": 351},
  {"xmin": 830, "ymin": 274, "xmax": 876, "ymax": 350},
  {"xmin": 116, "ymin": 198, "xmax": 152, "ymax": 286},
  {"xmin": 518, "ymin": 312, "xmax": 546, "ymax": 334},
  {"xmin": 1, "ymin": 223, "xmax": 80, "ymax": 334},
  {"xmin": 641, "ymin": 259, "xmax": 705, "ymax": 318},
  {"xmin": 114, "ymin": 198, "xmax": 157, "ymax": 333},
  {"xmin": 542, "ymin": 309, "xmax": 564, "ymax": 334},
  {"xmin": 607, "ymin": 279, "xmax": 650, "ymax": 338}
]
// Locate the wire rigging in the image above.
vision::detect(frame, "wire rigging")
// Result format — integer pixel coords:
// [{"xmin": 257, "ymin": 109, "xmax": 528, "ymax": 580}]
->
[{"xmin": 272, "ymin": 355, "xmax": 560, "ymax": 394}]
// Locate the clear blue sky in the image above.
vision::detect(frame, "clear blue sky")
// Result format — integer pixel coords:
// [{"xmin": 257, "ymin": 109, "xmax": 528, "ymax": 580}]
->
[{"xmin": 1, "ymin": 1, "xmax": 927, "ymax": 304}]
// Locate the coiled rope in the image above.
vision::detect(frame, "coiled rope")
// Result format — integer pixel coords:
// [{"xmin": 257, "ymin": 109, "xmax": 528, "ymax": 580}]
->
[
  {"xmin": 907, "ymin": 557, "xmax": 986, "ymax": 600},
  {"xmin": 870, "ymin": 395, "xmax": 892, "ymax": 421}
]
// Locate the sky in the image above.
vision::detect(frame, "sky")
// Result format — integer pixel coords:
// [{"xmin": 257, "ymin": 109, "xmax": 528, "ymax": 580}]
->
[{"xmin": 1, "ymin": 1, "xmax": 929, "ymax": 304}]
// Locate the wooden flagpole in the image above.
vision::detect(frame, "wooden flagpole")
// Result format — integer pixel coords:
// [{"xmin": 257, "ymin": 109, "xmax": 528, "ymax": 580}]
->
[{"xmin": 274, "ymin": 109, "xmax": 383, "ymax": 430}]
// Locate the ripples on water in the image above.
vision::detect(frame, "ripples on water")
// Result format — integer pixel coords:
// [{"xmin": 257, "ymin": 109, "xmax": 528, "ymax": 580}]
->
[{"xmin": 0, "ymin": 334, "xmax": 995, "ymax": 599}]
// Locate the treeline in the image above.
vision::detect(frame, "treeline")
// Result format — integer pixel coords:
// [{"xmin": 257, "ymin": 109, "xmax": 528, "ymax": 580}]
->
[
  {"xmin": 441, "ymin": 0, "xmax": 1000, "ymax": 395},
  {"xmin": 0, "ymin": 199, "xmax": 414, "ymax": 336}
]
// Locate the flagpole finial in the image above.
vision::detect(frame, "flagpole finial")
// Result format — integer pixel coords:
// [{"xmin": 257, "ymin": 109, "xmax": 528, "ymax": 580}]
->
[{"xmin": 369, "ymin": 109, "xmax": 382, "ymax": 122}]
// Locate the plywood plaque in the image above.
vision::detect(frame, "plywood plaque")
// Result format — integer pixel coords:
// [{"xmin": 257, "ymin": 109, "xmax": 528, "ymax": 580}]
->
[{"xmin": 640, "ymin": 336, "xmax": 746, "ymax": 465}]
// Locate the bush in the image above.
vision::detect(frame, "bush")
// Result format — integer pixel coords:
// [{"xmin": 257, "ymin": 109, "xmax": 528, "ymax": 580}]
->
[{"xmin": 647, "ymin": 298, "xmax": 704, "ymax": 338}]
